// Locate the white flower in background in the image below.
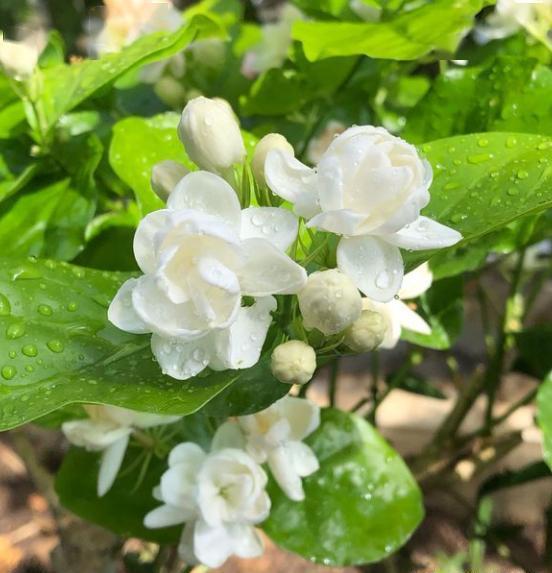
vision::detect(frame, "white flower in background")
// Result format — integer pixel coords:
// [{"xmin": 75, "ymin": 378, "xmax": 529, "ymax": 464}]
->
[
  {"xmin": 298, "ymin": 269, "xmax": 362, "ymax": 335},
  {"xmin": 234, "ymin": 396, "xmax": 320, "ymax": 501},
  {"xmin": 363, "ymin": 262, "xmax": 433, "ymax": 349},
  {"xmin": 475, "ymin": 0, "xmax": 552, "ymax": 46},
  {"xmin": 252, "ymin": 133, "xmax": 295, "ymax": 187},
  {"xmin": 344, "ymin": 307, "xmax": 387, "ymax": 352},
  {"xmin": 178, "ymin": 97, "xmax": 246, "ymax": 176},
  {"xmin": 0, "ymin": 35, "xmax": 39, "ymax": 79},
  {"xmin": 271, "ymin": 340, "xmax": 317, "ymax": 385},
  {"xmin": 265, "ymin": 125, "xmax": 462, "ymax": 302},
  {"xmin": 145, "ymin": 436, "xmax": 270, "ymax": 567},
  {"xmin": 241, "ymin": 4, "xmax": 303, "ymax": 78},
  {"xmin": 306, "ymin": 120, "xmax": 346, "ymax": 165},
  {"xmin": 349, "ymin": 0, "xmax": 382, "ymax": 22},
  {"xmin": 108, "ymin": 170, "xmax": 306, "ymax": 380},
  {"xmin": 62, "ymin": 405, "xmax": 180, "ymax": 496},
  {"xmin": 150, "ymin": 160, "xmax": 189, "ymax": 201}
]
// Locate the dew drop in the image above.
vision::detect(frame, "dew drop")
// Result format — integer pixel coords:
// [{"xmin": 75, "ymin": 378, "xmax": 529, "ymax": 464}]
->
[
  {"xmin": 375, "ymin": 270, "xmax": 391, "ymax": 290},
  {"xmin": 0, "ymin": 294, "xmax": 11, "ymax": 316},
  {"xmin": 516, "ymin": 169, "xmax": 529, "ymax": 179},
  {"xmin": 6, "ymin": 322, "xmax": 25, "ymax": 340},
  {"xmin": 22, "ymin": 344, "xmax": 38, "ymax": 357},
  {"xmin": 1, "ymin": 365, "xmax": 17, "ymax": 380},
  {"xmin": 8, "ymin": 351, "xmax": 16, "ymax": 359},
  {"xmin": 506, "ymin": 136, "xmax": 517, "ymax": 148},
  {"xmin": 47, "ymin": 340, "xmax": 64, "ymax": 353},
  {"xmin": 67, "ymin": 302, "xmax": 78, "ymax": 312},
  {"xmin": 37, "ymin": 304, "xmax": 53, "ymax": 316}
]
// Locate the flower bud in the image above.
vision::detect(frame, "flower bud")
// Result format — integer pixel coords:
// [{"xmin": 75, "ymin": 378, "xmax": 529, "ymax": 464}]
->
[
  {"xmin": 298, "ymin": 269, "xmax": 362, "ymax": 335},
  {"xmin": 252, "ymin": 133, "xmax": 294, "ymax": 186},
  {"xmin": 344, "ymin": 309, "xmax": 387, "ymax": 352},
  {"xmin": 151, "ymin": 160, "xmax": 189, "ymax": 201},
  {"xmin": 0, "ymin": 39, "xmax": 38, "ymax": 79},
  {"xmin": 178, "ymin": 96, "xmax": 246, "ymax": 174},
  {"xmin": 271, "ymin": 340, "xmax": 316, "ymax": 385}
]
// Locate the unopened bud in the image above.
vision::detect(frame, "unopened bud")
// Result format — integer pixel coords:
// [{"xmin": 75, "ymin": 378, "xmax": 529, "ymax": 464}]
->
[
  {"xmin": 271, "ymin": 340, "xmax": 316, "ymax": 385},
  {"xmin": 298, "ymin": 270, "xmax": 362, "ymax": 335},
  {"xmin": 0, "ymin": 38, "xmax": 38, "ymax": 79},
  {"xmin": 344, "ymin": 309, "xmax": 386, "ymax": 352},
  {"xmin": 178, "ymin": 96, "xmax": 245, "ymax": 174},
  {"xmin": 252, "ymin": 133, "xmax": 294, "ymax": 186},
  {"xmin": 151, "ymin": 160, "xmax": 189, "ymax": 201}
]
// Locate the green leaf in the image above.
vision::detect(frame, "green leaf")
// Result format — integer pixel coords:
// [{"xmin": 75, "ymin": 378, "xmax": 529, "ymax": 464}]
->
[
  {"xmin": 38, "ymin": 31, "xmax": 66, "ymax": 69},
  {"xmin": 403, "ymin": 132, "xmax": 552, "ymax": 271},
  {"xmin": 292, "ymin": 0, "xmax": 485, "ymax": 61},
  {"xmin": 109, "ymin": 113, "xmax": 195, "ymax": 215},
  {"xmin": 404, "ymin": 56, "xmax": 552, "ymax": 144},
  {"xmin": 263, "ymin": 408, "xmax": 423, "ymax": 565},
  {"xmin": 0, "ymin": 258, "xmax": 287, "ymax": 430},
  {"xmin": 31, "ymin": 15, "xmax": 220, "ymax": 133},
  {"xmin": 56, "ymin": 446, "xmax": 180, "ymax": 543},
  {"xmin": 401, "ymin": 276, "xmax": 463, "ymax": 350},
  {"xmin": 537, "ymin": 372, "xmax": 552, "ymax": 470}
]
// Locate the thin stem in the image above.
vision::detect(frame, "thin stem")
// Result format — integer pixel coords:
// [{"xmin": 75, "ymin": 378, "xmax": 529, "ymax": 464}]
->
[
  {"xmin": 328, "ymin": 358, "xmax": 340, "ymax": 407},
  {"xmin": 366, "ymin": 351, "xmax": 380, "ymax": 425}
]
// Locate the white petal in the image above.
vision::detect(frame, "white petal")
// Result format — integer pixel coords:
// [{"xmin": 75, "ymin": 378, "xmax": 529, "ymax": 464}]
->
[
  {"xmin": 307, "ymin": 209, "xmax": 366, "ymax": 236},
  {"xmin": 288, "ymin": 440, "xmax": 319, "ymax": 477},
  {"xmin": 132, "ymin": 275, "xmax": 206, "ymax": 338},
  {"xmin": 264, "ymin": 150, "xmax": 320, "ymax": 218},
  {"xmin": 399, "ymin": 262, "xmax": 433, "ymax": 300},
  {"xmin": 62, "ymin": 420, "xmax": 131, "ymax": 450},
  {"xmin": 144, "ymin": 504, "xmax": 187, "ymax": 528},
  {"xmin": 97, "ymin": 434, "xmax": 129, "ymax": 497},
  {"xmin": 211, "ymin": 421, "xmax": 246, "ymax": 451},
  {"xmin": 240, "ymin": 207, "xmax": 298, "ymax": 251},
  {"xmin": 160, "ymin": 465, "xmax": 199, "ymax": 512},
  {"xmin": 278, "ymin": 396, "xmax": 321, "ymax": 441},
  {"xmin": 177, "ymin": 522, "xmax": 199, "ymax": 565},
  {"xmin": 393, "ymin": 300, "xmax": 431, "ymax": 335},
  {"xmin": 239, "ymin": 238, "xmax": 307, "ymax": 296},
  {"xmin": 167, "ymin": 171, "xmax": 242, "ymax": 231},
  {"xmin": 337, "ymin": 236, "xmax": 403, "ymax": 302},
  {"xmin": 230, "ymin": 524, "xmax": 265, "ymax": 560},
  {"xmin": 108, "ymin": 278, "xmax": 150, "ymax": 334},
  {"xmin": 151, "ymin": 333, "xmax": 214, "ymax": 380},
  {"xmin": 382, "ymin": 216, "xmax": 462, "ymax": 250},
  {"xmin": 169, "ymin": 442, "xmax": 207, "ymax": 467},
  {"xmin": 193, "ymin": 520, "xmax": 236, "ymax": 568},
  {"xmin": 211, "ymin": 297, "xmax": 277, "ymax": 371},
  {"xmin": 133, "ymin": 209, "xmax": 172, "ymax": 274},
  {"xmin": 268, "ymin": 445, "xmax": 304, "ymax": 501}
]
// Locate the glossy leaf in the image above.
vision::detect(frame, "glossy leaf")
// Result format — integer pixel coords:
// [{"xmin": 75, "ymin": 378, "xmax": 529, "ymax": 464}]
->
[
  {"xmin": 537, "ymin": 372, "xmax": 552, "ymax": 471},
  {"xmin": 404, "ymin": 132, "xmax": 552, "ymax": 271},
  {"xmin": 292, "ymin": 0, "xmax": 486, "ymax": 61},
  {"xmin": 0, "ymin": 258, "xmax": 286, "ymax": 430},
  {"xmin": 263, "ymin": 408, "xmax": 423, "ymax": 565}
]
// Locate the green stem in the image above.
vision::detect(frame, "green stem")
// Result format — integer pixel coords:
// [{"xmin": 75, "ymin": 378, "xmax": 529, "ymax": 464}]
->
[
  {"xmin": 328, "ymin": 358, "xmax": 340, "ymax": 407},
  {"xmin": 366, "ymin": 351, "xmax": 380, "ymax": 425}
]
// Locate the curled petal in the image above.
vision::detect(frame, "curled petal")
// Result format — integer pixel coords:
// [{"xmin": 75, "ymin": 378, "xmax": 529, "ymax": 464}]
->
[
  {"xmin": 337, "ymin": 236, "xmax": 403, "ymax": 302},
  {"xmin": 167, "ymin": 171, "xmax": 241, "ymax": 231},
  {"xmin": 108, "ymin": 278, "xmax": 150, "ymax": 334},
  {"xmin": 168, "ymin": 442, "xmax": 207, "ymax": 468},
  {"xmin": 399, "ymin": 262, "xmax": 433, "ymax": 300},
  {"xmin": 62, "ymin": 420, "xmax": 131, "ymax": 450},
  {"xmin": 133, "ymin": 209, "xmax": 172, "ymax": 274},
  {"xmin": 393, "ymin": 299, "xmax": 431, "ymax": 336},
  {"xmin": 382, "ymin": 216, "xmax": 462, "ymax": 250},
  {"xmin": 307, "ymin": 209, "xmax": 366, "ymax": 236},
  {"xmin": 264, "ymin": 150, "xmax": 320, "ymax": 218},
  {"xmin": 144, "ymin": 504, "xmax": 187, "ymax": 529},
  {"xmin": 211, "ymin": 421, "xmax": 246, "ymax": 451},
  {"xmin": 98, "ymin": 434, "xmax": 129, "ymax": 497},
  {"xmin": 268, "ymin": 445, "xmax": 304, "ymax": 501},
  {"xmin": 160, "ymin": 465, "xmax": 200, "ymax": 513},
  {"xmin": 211, "ymin": 296, "xmax": 277, "ymax": 371},
  {"xmin": 240, "ymin": 207, "xmax": 298, "ymax": 251},
  {"xmin": 239, "ymin": 238, "xmax": 307, "ymax": 296},
  {"xmin": 151, "ymin": 333, "xmax": 214, "ymax": 381},
  {"xmin": 278, "ymin": 396, "xmax": 321, "ymax": 441}
]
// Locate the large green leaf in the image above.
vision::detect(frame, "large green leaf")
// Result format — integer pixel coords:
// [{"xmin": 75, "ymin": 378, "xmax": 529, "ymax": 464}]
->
[
  {"xmin": 31, "ymin": 15, "xmax": 220, "ymax": 134},
  {"xmin": 263, "ymin": 408, "xmax": 423, "ymax": 565},
  {"xmin": 109, "ymin": 113, "xmax": 195, "ymax": 215},
  {"xmin": 404, "ymin": 56, "xmax": 552, "ymax": 144},
  {"xmin": 404, "ymin": 132, "xmax": 552, "ymax": 271},
  {"xmin": 0, "ymin": 258, "xmax": 287, "ymax": 430},
  {"xmin": 292, "ymin": 0, "xmax": 486, "ymax": 61},
  {"xmin": 537, "ymin": 372, "xmax": 552, "ymax": 471}
]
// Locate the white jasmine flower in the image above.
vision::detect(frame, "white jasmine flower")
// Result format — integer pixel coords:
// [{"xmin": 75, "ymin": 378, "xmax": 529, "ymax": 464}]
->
[
  {"xmin": 298, "ymin": 269, "xmax": 362, "ymax": 335},
  {"xmin": 178, "ymin": 97, "xmax": 246, "ymax": 176},
  {"xmin": 241, "ymin": 4, "xmax": 303, "ymax": 78},
  {"xmin": 62, "ymin": 405, "xmax": 180, "ymax": 496},
  {"xmin": 145, "ymin": 433, "xmax": 269, "ymax": 567},
  {"xmin": 252, "ymin": 133, "xmax": 295, "ymax": 187},
  {"xmin": 108, "ymin": 170, "xmax": 306, "ymax": 380},
  {"xmin": 0, "ymin": 36, "xmax": 39, "ymax": 79},
  {"xmin": 306, "ymin": 120, "xmax": 346, "ymax": 165},
  {"xmin": 271, "ymin": 340, "xmax": 317, "ymax": 385},
  {"xmin": 344, "ymin": 308, "xmax": 387, "ymax": 352},
  {"xmin": 363, "ymin": 263, "xmax": 433, "ymax": 349},
  {"xmin": 265, "ymin": 125, "xmax": 462, "ymax": 302},
  {"xmin": 349, "ymin": 0, "xmax": 382, "ymax": 22},
  {"xmin": 475, "ymin": 0, "xmax": 552, "ymax": 46},
  {"xmin": 235, "ymin": 396, "xmax": 320, "ymax": 501},
  {"xmin": 150, "ymin": 160, "xmax": 189, "ymax": 201}
]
